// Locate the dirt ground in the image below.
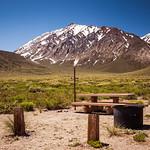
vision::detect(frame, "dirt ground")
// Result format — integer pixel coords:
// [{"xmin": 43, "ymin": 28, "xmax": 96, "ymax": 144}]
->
[{"xmin": 0, "ymin": 106, "xmax": 150, "ymax": 150}]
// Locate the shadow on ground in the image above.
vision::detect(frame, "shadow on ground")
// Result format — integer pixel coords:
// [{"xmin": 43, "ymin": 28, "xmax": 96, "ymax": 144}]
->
[{"xmin": 142, "ymin": 124, "xmax": 150, "ymax": 130}]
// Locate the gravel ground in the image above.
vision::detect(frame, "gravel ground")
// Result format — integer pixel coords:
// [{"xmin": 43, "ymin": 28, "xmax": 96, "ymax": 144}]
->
[{"xmin": 0, "ymin": 106, "xmax": 150, "ymax": 150}]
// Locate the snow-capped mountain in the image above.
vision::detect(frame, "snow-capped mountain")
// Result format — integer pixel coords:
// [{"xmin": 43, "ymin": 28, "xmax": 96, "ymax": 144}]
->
[
  {"xmin": 141, "ymin": 33, "xmax": 150, "ymax": 44},
  {"xmin": 16, "ymin": 23, "xmax": 150, "ymax": 67}
]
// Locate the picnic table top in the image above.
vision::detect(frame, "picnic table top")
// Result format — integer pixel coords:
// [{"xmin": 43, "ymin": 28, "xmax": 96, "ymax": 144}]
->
[{"xmin": 77, "ymin": 93, "xmax": 134, "ymax": 97}]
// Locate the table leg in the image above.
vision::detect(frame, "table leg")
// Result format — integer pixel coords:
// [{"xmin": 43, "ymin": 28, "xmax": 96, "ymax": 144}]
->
[
  {"xmin": 91, "ymin": 96, "xmax": 98, "ymax": 112},
  {"xmin": 112, "ymin": 97, "xmax": 119, "ymax": 103},
  {"xmin": 91, "ymin": 96, "xmax": 98, "ymax": 102}
]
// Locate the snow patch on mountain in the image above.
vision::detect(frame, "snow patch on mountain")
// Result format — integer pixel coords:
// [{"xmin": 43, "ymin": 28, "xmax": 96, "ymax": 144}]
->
[{"xmin": 141, "ymin": 33, "xmax": 150, "ymax": 44}]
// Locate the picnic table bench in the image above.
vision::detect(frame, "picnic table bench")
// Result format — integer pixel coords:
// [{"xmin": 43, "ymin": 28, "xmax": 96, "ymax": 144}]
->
[{"xmin": 72, "ymin": 101, "xmax": 129, "ymax": 107}]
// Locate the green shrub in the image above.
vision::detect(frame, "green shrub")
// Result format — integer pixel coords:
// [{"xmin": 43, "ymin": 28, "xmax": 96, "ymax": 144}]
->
[
  {"xmin": 45, "ymin": 99, "xmax": 68, "ymax": 110},
  {"xmin": 129, "ymin": 100, "xmax": 144, "ymax": 104},
  {"xmin": 29, "ymin": 86, "xmax": 45, "ymax": 93},
  {"xmin": 12, "ymin": 95, "xmax": 26, "ymax": 103},
  {"xmin": 0, "ymin": 102, "xmax": 15, "ymax": 114},
  {"xmin": 20, "ymin": 101, "xmax": 34, "ymax": 111},
  {"xmin": 145, "ymin": 114, "xmax": 150, "ymax": 118},
  {"xmin": 87, "ymin": 140, "xmax": 108, "ymax": 148},
  {"xmin": 79, "ymin": 96, "xmax": 85, "ymax": 101},
  {"xmin": 45, "ymin": 99, "xmax": 56, "ymax": 110},
  {"xmin": 133, "ymin": 132, "xmax": 148, "ymax": 142}
]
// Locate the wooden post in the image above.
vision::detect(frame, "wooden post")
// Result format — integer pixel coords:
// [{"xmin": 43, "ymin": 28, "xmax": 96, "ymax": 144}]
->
[
  {"xmin": 14, "ymin": 107, "xmax": 26, "ymax": 136},
  {"xmin": 74, "ymin": 66, "xmax": 76, "ymax": 110},
  {"xmin": 91, "ymin": 96, "xmax": 98, "ymax": 112},
  {"xmin": 91, "ymin": 96, "xmax": 98, "ymax": 103},
  {"xmin": 112, "ymin": 97, "xmax": 119, "ymax": 103},
  {"xmin": 88, "ymin": 114, "xmax": 99, "ymax": 141}
]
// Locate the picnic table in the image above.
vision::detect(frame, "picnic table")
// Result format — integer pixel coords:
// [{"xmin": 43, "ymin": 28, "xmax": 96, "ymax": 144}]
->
[
  {"xmin": 72, "ymin": 93, "xmax": 146, "ymax": 142},
  {"xmin": 77, "ymin": 93, "xmax": 134, "ymax": 103},
  {"xmin": 73, "ymin": 93, "xmax": 135, "ymax": 113}
]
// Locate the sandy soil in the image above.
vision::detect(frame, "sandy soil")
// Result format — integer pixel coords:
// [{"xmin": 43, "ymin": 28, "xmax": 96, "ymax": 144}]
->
[{"xmin": 0, "ymin": 107, "xmax": 150, "ymax": 150}]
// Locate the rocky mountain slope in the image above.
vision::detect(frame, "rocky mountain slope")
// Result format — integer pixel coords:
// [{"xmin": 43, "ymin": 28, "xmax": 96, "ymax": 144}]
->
[
  {"xmin": 0, "ymin": 50, "xmax": 48, "ymax": 74},
  {"xmin": 15, "ymin": 23, "xmax": 150, "ymax": 72}
]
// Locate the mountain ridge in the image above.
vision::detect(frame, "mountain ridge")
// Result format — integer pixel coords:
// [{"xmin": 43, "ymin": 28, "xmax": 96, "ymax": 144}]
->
[
  {"xmin": 0, "ymin": 50, "xmax": 49, "ymax": 74},
  {"xmin": 14, "ymin": 23, "xmax": 150, "ymax": 72}
]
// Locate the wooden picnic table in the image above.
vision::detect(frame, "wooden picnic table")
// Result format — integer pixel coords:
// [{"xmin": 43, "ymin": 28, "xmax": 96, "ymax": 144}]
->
[
  {"xmin": 77, "ymin": 93, "xmax": 134, "ymax": 103},
  {"xmin": 72, "ymin": 93, "xmax": 146, "ymax": 142},
  {"xmin": 74, "ymin": 93, "xmax": 135, "ymax": 113}
]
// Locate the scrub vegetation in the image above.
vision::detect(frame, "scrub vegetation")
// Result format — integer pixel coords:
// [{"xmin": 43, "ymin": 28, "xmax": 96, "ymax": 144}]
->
[
  {"xmin": 133, "ymin": 132, "xmax": 148, "ymax": 142},
  {"xmin": 0, "ymin": 71, "xmax": 149, "ymax": 114}
]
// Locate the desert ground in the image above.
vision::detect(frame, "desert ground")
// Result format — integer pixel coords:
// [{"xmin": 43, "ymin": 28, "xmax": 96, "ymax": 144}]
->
[{"xmin": 0, "ymin": 106, "xmax": 150, "ymax": 150}]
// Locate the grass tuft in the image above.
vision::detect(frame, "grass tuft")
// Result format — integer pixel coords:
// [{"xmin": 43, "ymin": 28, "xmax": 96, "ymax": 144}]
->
[
  {"xmin": 4, "ymin": 117, "xmax": 14, "ymax": 134},
  {"xmin": 123, "ymin": 129, "xmax": 136, "ymax": 135},
  {"xmin": 20, "ymin": 102, "xmax": 34, "ymax": 111},
  {"xmin": 145, "ymin": 114, "xmax": 150, "ymax": 118},
  {"xmin": 106, "ymin": 126, "xmax": 121, "ymax": 137},
  {"xmin": 87, "ymin": 140, "xmax": 109, "ymax": 148},
  {"xmin": 133, "ymin": 132, "xmax": 148, "ymax": 142},
  {"xmin": 68, "ymin": 142, "xmax": 81, "ymax": 147}
]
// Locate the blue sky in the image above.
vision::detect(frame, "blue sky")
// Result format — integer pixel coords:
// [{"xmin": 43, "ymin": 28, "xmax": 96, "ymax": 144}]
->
[{"xmin": 0, "ymin": 0, "xmax": 149, "ymax": 51}]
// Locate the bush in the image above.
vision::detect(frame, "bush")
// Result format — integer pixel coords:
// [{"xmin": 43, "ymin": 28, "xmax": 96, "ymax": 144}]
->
[
  {"xmin": 79, "ymin": 96, "xmax": 85, "ymax": 101},
  {"xmin": 20, "ymin": 101, "xmax": 34, "ymax": 111},
  {"xmin": 12, "ymin": 95, "xmax": 26, "ymax": 103},
  {"xmin": 0, "ymin": 102, "xmax": 15, "ymax": 114},
  {"xmin": 129, "ymin": 100, "xmax": 144, "ymax": 104},
  {"xmin": 133, "ymin": 132, "xmax": 148, "ymax": 142},
  {"xmin": 45, "ymin": 100, "xmax": 55, "ymax": 110},
  {"xmin": 45, "ymin": 99, "xmax": 68, "ymax": 110},
  {"xmin": 145, "ymin": 114, "xmax": 150, "ymax": 118},
  {"xmin": 87, "ymin": 140, "xmax": 108, "ymax": 148},
  {"xmin": 29, "ymin": 86, "xmax": 45, "ymax": 93}
]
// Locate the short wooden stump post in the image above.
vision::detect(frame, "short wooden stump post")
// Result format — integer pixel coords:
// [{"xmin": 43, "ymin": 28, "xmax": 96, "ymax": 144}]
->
[
  {"xmin": 88, "ymin": 113, "xmax": 99, "ymax": 141},
  {"xmin": 14, "ymin": 107, "xmax": 26, "ymax": 136}
]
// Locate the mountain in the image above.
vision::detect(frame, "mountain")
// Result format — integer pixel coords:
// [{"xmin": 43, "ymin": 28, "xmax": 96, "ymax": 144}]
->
[
  {"xmin": 128, "ymin": 66, "xmax": 150, "ymax": 76},
  {"xmin": 141, "ymin": 33, "xmax": 150, "ymax": 44},
  {"xmin": 15, "ymin": 23, "xmax": 150, "ymax": 73},
  {"xmin": 0, "ymin": 50, "xmax": 49, "ymax": 74}
]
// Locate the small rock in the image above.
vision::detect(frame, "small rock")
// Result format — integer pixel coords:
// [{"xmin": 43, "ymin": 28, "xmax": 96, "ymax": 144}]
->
[{"xmin": 57, "ymin": 110, "xmax": 63, "ymax": 113}]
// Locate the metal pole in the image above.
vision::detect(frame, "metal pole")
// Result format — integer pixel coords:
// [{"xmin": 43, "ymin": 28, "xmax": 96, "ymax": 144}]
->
[{"xmin": 74, "ymin": 66, "xmax": 76, "ymax": 110}]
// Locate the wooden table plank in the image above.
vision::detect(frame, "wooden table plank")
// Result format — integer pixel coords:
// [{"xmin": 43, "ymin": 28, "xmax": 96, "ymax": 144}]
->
[
  {"xmin": 77, "ymin": 93, "xmax": 134, "ymax": 97},
  {"xmin": 72, "ymin": 102, "xmax": 126, "ymax": 107}
]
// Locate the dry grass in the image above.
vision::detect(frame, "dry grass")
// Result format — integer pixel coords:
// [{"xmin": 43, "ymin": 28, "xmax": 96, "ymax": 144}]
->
[
  {"xmin": 105, "ymin": 126, "xmax": 122, "ymax": 137},
  {"xmin": 4, "ymin": 117, "xmax": 14, "ymax": 134}
]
